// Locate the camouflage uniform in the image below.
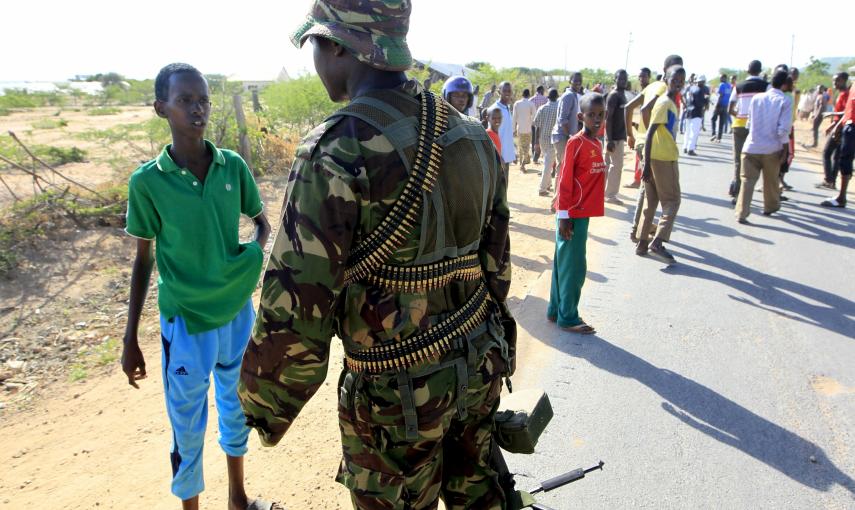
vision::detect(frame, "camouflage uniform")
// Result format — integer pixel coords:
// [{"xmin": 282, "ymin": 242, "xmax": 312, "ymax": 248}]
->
[
  {"xmin": 239, "ymin": 2, "xmax": 512, "ymax": 508},
  {"xmin": 239, "ymin": 75, "xmax": 513, "ymax": 507}
]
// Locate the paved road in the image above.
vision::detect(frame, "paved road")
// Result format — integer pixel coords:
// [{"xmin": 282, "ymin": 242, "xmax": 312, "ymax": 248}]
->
[{"xmin": 505, "ymin": 129, "xmax": 855, "ymax": 509}]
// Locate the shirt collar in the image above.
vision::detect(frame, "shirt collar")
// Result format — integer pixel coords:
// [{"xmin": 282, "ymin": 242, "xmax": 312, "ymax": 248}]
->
[{"xmin": 156, "ymin": 139, "xmax": 224, "ymax": 173}]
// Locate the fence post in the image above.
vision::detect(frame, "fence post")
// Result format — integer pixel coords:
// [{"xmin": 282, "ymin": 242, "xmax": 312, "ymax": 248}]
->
[{"xmin": 232, "ymin": 94, "xmax": 253, "ymax": 170}]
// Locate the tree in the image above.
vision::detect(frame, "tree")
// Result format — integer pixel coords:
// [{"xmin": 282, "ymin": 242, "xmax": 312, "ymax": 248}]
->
[
  {"xmin": 804, "ymin": 56, "xmax": 830, "ymax": 76},
  {"xmin": 799, "ymin": 56, "xmax": 836, "ymax": 93},
  {"xmin": 578, "ymin": 68, "xmax": 615, "ymax": 89},
  {"xmin": 99, "ymin": 72, "xmax": 126, "ymax": 87}
]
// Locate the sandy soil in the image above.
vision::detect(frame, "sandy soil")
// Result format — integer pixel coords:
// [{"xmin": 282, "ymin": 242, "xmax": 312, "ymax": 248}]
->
[{"xmin": 0, "ymin": 114, "xmax": 840, "ymax": 509}]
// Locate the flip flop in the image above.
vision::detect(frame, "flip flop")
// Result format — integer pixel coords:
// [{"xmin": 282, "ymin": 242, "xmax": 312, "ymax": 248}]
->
[
  {"xmin": 247, "ymin": 500, "xmax": 285, "ymax": 510},
  {"xmin": 820, "ymin": 198, "xmax": 846, "ymax": 208},
  {"xmin": 562, "ymin": 323, "xmax": 596, "ymax": 335}
]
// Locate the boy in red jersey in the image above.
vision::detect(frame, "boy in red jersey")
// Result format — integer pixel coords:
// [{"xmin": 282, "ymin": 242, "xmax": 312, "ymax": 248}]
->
[
  {"xmin": 547, "ymin": 93, "xmax": 607, "ymax": 334},
  {"xmin": 487, "ymin": 107, "xmax": 503, "ymax": 155}
]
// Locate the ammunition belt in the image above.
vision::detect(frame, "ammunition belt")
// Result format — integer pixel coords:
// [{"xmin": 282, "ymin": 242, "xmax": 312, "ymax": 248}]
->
[
  {"xmin": 344, "ymin": 90, "xmax": 449, "ymax": 285},
  {"xmin": 345, "ymin": 281, "xmax": 490, "ymax": 374},
  {"xmin": 366, "ymin": 254, "xmax": 482, "ymax": 293}
]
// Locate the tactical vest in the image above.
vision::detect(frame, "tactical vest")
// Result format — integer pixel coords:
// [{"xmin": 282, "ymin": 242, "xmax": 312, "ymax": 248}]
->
[{"xmin": 328, "ymin": 88, "xmax": 503, "ymax": 374}]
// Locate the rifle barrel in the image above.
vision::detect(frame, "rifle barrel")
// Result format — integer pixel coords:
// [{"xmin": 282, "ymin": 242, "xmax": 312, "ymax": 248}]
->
[{"xmin": 530, "ymin": 461, "xmax": 604, "ymax": 494}]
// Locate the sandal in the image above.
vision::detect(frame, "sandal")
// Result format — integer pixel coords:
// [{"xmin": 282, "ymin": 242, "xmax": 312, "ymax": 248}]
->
[
  {"xmin": 820, "ymin": 198, "xmax": 846, "ymax": 208},
  {"xmin": 562, "ymin": 322, "xmax": 596, "ymax": 335}
]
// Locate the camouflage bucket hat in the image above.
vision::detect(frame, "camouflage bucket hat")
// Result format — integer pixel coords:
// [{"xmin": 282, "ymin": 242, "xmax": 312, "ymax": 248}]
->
[{"xmin": 291, "ymin": 0, "xmax": 412, "ymax": 72}]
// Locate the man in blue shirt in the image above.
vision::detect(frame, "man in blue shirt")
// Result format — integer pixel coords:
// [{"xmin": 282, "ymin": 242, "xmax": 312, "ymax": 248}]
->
[
  {"xmin": 551, "ymin": 72, "xmax": 583, "ymax": 170},
  {"xmin": 711, "ymin": 73, "xmax": 732, "ymax": 142}
]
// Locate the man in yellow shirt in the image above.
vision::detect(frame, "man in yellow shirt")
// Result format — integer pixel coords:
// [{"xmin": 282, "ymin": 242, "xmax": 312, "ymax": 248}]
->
[{"xmin": 636, "ymin": 65, "xmax": 686, "ymax": 264}]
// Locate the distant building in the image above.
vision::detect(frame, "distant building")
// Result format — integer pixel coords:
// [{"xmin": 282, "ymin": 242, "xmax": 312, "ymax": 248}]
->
[
  {"xmin": 230, "ymin": 67, "xmax": 291, "ymax": 92},
  {"xmin": 412, "ymin": 59, "xmax": 478, "ymax": 84}
]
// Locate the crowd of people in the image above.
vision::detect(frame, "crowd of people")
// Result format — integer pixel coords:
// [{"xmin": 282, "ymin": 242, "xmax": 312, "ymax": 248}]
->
[{"xmin": 440, "ymin": 54, "xmax": 854, "ymax": 334}]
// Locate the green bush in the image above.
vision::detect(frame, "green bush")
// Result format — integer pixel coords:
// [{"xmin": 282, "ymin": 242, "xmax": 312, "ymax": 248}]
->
[
  {"xmin": 42, "ymin": 146, "xmax": 87, "ymax": 165},
  {"xmin": 87, "ymin": 107, "xmax": 121, "ymax": 116},
  {"xmin": 31, "ymin": 118, "xmax": 68, "ymax": 129}
]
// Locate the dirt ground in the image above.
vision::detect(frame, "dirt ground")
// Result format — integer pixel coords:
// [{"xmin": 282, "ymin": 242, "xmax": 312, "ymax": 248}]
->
[
  {"xmin": 0, "ymin": 106, "xmax": 155, "ymax": 208},
  {"xmin": 0, "ymin": 112, "xmax": 842, "ymax": 508}
]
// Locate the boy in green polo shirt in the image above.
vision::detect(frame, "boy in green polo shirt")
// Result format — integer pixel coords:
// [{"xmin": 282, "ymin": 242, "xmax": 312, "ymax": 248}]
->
[{"xmin": 120, "ymin": 63, "xmax": 276, "ymax": 510}]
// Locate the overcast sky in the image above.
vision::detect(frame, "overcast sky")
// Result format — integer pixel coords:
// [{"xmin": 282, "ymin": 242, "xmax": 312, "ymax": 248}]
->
[{"xmin": 3, "ymin": 0, "xmax": 852, "ymax": 82}]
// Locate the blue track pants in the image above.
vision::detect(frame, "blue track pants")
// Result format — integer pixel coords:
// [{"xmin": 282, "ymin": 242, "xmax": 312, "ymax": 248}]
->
[{"xmin": 159, "ymin": 299, "xmax": 254, "ymax": 500}]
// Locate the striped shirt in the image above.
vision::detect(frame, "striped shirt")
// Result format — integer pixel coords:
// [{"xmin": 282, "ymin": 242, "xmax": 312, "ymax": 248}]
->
[
  {"xmin": 530, "ymin": 92, "xmax": 549, "ymax": 111},
  {"xmin": 533, "ymin": 100, "xmax": 559, "ymax": 146},
  {"xmin": 732, "ymin": 76, "xmax": 769, "ymax": 128}
]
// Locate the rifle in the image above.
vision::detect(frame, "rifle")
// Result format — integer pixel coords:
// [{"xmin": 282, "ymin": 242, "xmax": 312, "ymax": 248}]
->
[
  {"xmin": 491, "ymin": 440, "xmax": 604, "ymax": 510},
  {"xmin": 489, "ymin": 387, "xmax": 604, "ymax": 509}
]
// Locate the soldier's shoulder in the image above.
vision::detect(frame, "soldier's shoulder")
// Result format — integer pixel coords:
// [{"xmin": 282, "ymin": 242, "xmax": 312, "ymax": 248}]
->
[
  {"xmin": 295, "ymin": 116, "xmax": 346, "ymax": 161},
  {"xmin": 297, "ymin": 111, "xmax": 387, "ymax": 162}
]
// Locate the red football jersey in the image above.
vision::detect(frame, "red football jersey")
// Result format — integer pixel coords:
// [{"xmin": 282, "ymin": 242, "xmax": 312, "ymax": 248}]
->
[
  {"xmin": 487, "ymin": 128, "xmax": 502, "ymax": 155},
  {"xmin": 556, "ymin": 132, "xmax": 606, "ymax": 218}
]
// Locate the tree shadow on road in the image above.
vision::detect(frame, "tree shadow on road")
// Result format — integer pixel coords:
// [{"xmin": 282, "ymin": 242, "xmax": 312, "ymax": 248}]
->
[
  {"xmin": 665, "ymin": 242, "xmax": 855, "ymax": 338},
  {"xmin": 515, "ymin": 294, "xmax": 855, "ymax": 496}
]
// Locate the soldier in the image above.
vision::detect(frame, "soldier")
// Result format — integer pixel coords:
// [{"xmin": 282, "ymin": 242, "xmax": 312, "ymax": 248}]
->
[{"xmin": 238, "ymin": 1, "xmax": 514, "ymax": 509}]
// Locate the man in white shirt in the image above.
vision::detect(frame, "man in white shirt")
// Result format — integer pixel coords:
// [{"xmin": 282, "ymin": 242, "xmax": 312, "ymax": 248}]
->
[
  {"xmin": 735, "ymin": 70, "xmax": 793, "ymax": 223},
  {"xmin": 513, "ymin": 89, "xmax": 537, "ymax": 172}
]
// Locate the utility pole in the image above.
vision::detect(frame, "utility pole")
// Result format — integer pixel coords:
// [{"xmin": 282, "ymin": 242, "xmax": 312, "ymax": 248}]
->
[{"xmin": 625, "ymin": 32, "xmax": 633, "ymax": 70}]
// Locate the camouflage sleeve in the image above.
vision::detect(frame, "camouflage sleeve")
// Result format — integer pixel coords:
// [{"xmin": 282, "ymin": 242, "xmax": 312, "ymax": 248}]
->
[
  {"xmin": 479, "ymin": 150, "xmax": 512, "ymax": 304},
  {"xmin": 239, "ymin": 118, "xmax": 360, "ymax": 446}
]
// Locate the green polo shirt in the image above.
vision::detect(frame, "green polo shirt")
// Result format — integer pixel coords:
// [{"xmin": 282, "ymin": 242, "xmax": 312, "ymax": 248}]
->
[{"xmin": 125, "ymin": 140, "xmax": 264, "ymax": 334}]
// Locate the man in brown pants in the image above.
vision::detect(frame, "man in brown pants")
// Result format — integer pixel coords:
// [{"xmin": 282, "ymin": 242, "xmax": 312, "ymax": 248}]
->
[
  {"xmin": 636, "ymin": 65, "xmax": 686, "ymax": 264},
  {"xmin": 735, "ymin": 70, "xmax": 793, "ymax": 224}
]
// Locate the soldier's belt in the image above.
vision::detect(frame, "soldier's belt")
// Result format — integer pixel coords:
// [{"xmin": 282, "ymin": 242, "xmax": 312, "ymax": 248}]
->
[
  {"xmin": 365, "ymin": 254, "xmax": 482, "ymax": 293},
  {"xmin": 345, "ymin": 281, "xmax": 490, "ymax": 374}
]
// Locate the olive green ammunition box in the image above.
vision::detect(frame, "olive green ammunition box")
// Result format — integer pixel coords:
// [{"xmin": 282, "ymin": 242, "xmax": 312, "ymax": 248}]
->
[{"xmin": 494, "ymin": 389, "xmax": 553, "ymax": 454}]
